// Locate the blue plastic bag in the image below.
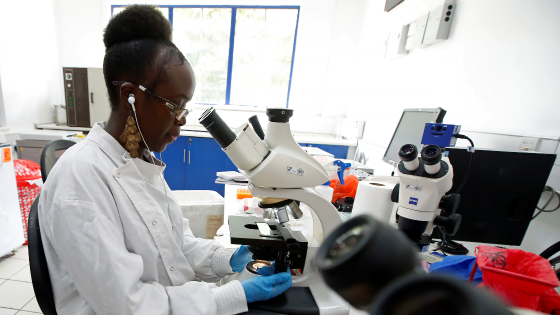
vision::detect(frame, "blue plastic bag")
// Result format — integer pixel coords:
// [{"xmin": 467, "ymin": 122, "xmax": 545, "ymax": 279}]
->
[{"xmin": 429, "ymin": 255, "xmax": 483, "ymax": 285}]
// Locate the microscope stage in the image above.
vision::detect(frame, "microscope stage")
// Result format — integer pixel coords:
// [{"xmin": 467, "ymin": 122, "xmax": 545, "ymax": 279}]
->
[{"xmin": 229, "ymin": 216, "xmax": 307, "ymax": 250}]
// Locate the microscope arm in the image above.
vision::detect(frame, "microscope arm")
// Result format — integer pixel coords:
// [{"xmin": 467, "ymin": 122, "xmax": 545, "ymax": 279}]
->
[{"xmin": 249, "ymin": 183, "xmax": 342, "ymax": 242}]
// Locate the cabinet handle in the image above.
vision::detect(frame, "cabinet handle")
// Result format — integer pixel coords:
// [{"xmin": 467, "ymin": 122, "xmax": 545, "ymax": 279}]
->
[
  {"xmin": 91, "ymin": 92, "xmax": 94, "ymax": 103},
  {"xmin": 183, "ymin": 149, "xmax": 186, "ymax": 163},
  {"xmin": 188, "ymin": 151, "xmax": 191, "ymax": 164}
]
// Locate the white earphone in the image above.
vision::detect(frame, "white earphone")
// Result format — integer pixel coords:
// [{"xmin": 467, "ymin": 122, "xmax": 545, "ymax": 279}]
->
[{"xmin": 128, "ymin": 93, "xmax": 136, "ymax": 111}]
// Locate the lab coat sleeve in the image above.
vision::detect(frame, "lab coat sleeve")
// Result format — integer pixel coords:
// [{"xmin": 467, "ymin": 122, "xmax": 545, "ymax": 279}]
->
[
  {"xmin": 182, "ymin": 218, "xmax": 237, "ymax": 281},
  {"xmin": 46, "ymin": 200, "xmax": 246, "ymax": 315}
]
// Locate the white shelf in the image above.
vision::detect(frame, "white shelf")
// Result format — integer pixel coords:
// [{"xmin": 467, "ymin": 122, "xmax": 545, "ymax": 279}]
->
[{"xmin": 35, "ymin": 123, "xmax": 91, "ymax": 132}]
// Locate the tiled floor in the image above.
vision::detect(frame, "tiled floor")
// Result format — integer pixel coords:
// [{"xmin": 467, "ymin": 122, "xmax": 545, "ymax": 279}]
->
[{"xmin": 0, "ymin": 246, "xmax": 42, "ymax": 314}]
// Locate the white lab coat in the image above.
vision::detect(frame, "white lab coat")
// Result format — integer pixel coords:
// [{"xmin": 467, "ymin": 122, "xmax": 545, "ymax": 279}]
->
[{"xmin": 38, "ymin": 123, "xmax": 248, "ymax": 315}]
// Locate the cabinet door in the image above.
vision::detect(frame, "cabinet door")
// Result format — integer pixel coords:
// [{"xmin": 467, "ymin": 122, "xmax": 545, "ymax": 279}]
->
[
  {"xmin": 162, "ymin": 136, "xmax": 188, "ymax": 190},
  {"xmin": 223, "ymin": 155, "xmax": 239, "ymax": 172},
  {"xmin": 186, "ymin": 137, "xmax": 227, "ymax": 195},
  {"xmin": 299, "ymin": 143, "xmax": 349, "ymax": 159}
]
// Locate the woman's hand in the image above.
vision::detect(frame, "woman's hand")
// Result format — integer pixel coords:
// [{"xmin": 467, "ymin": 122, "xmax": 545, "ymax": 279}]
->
[
  {"xmin": 241, "ymin": 264, "xmax": 292, "ymax": 303},
  {"xmin": 230, "ymin": 245, "xmax": 253, "ymax": 273}
]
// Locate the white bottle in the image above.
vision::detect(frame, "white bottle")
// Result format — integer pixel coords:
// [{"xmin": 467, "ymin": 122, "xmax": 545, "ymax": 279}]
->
[{"xmin": 315, "ymin": 185, "xmax": 334, "ymax": 203}]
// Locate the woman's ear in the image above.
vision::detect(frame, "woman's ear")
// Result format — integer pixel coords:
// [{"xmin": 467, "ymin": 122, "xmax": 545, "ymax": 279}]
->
[{"xmin": 118, "ymin": 82, "xmax": 136, "ymax": 112}]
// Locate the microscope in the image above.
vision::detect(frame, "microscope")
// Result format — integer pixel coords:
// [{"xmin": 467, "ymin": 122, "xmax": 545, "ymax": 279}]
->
[
  {"xmin": 390, "ymin": 123, "xmax": 463, "ymax": 249},
  {"xmin": 199, "ymin": 107, "xmax": 349, "ymax": 314}
]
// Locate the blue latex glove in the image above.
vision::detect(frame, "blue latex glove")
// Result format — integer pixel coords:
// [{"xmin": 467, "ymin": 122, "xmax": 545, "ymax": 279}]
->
[
  {"xmin": 241, "ymin": 264, "xmax": 292, "ymax": 303},
  {"xmin": 230, "ymin": 245, "xmax": 253, "ymax": 273}
]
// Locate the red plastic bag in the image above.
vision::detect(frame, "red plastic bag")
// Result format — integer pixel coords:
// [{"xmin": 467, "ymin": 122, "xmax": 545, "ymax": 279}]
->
[
  {"xmin": 14, "ymin": 159, "xmax": 42, "ymax": 245},
  {"xmin": 475, "ymin": 245, "xmax": 560, "ymax": 311},
  {"xmin": 330, "ymin": 175, "xmax": 359, "ymax": 203}
]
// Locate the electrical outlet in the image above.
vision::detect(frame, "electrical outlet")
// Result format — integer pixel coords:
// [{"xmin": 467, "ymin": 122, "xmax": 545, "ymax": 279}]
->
[{"xmin": 519, "ymin": 137, "xmax": 542, "ymax": 151}]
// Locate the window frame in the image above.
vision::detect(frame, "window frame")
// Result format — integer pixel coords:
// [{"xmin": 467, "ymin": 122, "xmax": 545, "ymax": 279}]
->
[{"xmin": 111, "ymin": 5, "xmax": 300, "ymax": 108}]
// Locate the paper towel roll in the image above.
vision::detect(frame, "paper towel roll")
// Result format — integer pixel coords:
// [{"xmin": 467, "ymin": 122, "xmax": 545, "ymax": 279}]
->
[{"xmin": 352, "ymin": 177, "xmax": 400, "ymax": 224}]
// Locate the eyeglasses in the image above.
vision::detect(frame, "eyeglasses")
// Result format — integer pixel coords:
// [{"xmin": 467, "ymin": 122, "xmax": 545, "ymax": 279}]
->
[{"xmin": 112, "ymin": 81, "xmax": 192, "ymax": 120}]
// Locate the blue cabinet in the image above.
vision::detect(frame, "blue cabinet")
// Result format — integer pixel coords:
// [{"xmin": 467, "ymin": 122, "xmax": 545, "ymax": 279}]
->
[
  {"xmin": 186, "ymin": 137, "xmax": 230, "ymax": 196},
  {"xmin": 162, "ymin": 136, "xmax": 188, "ymax": 190},
  {"xmin": 163, "ymin": 136, "xmax": 238, "ymax": 196},
  {"xmin": 298, "ymin": 143, "xmax": 349, "ymax": 159}
]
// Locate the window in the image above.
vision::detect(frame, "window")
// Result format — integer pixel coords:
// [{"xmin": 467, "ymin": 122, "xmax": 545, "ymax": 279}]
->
[{"xmin": 111, "ymin": 5, "xmax": 300, "ymax": 108}]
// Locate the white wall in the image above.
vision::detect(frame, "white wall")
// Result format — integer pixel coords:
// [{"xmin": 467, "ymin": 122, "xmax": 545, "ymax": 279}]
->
[
  {"xmin": 55, "ymin": 0, "xmax": 106, "ymax": 69},
  {"xmin": 0, "ymin": 0, "xmax": 62, "ymax": 129},
  {"xmin": 0, "ymin": 75, "xmax": 6, "ymax": 127},
  {"xmin": 341, "ymin": 0, "xmax": 560, "ymax": 155}
]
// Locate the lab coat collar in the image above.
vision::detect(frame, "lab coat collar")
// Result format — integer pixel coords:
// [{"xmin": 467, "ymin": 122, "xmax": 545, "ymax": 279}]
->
[
  {"xmin": 130, "ymin": 152, "xmax": 167, "ymax": 185},
  {"xmin": 86, "ymin": 122, "xmax": 127, "ymax": 164},
  {"xmin": 87, "ymin": 122, "xmax": 167, "ymax": 169}
]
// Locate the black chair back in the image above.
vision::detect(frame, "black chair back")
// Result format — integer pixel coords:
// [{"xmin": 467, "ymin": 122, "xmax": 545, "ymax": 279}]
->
[
  {"xmin": 28, "ymin": 194, "xmax": 58, "ymax": 315},
  {"xmin": 40, "ymin": 139, "xmax": 75, "ymax": 183},
  {"xmin": 540, "ymin": 241, "xmax": 560, "ymax": 280}
]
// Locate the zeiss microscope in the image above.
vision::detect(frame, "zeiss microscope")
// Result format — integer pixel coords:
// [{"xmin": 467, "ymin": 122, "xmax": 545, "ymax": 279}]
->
[
  {"xmin": 199, "ymin": 107, "xmax": 349, "ymax": 315},
  {"xmin": 390, "ymin": 123, "xmax": 463, "ymax": 249}
]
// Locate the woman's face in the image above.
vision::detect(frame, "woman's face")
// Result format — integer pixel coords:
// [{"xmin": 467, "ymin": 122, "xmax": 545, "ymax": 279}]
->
[{"xmin": 135, "ymin": 62, "xmax": 195, "ymax": 154}]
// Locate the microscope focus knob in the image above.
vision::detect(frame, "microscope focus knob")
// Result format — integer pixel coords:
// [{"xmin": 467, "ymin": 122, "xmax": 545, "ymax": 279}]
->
[
  {"xmin": 434, "ymin": 214, "xmax": 462, "ymax": 236},
  {"xmin": 439, "ymin": 193, "xmax": 461, "ymax": 214}
]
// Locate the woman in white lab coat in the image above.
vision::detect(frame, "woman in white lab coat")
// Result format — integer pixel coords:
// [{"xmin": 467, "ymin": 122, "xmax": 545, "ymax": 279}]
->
[{"xmin": 38, "ymin": 5, "xmax": 291, "ymax": 315}]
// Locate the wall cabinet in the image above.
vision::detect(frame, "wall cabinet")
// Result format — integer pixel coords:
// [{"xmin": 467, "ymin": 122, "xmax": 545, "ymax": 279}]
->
[{"xmin": 163, "ymin": 136, "xmax": 350, "ymax": 196}]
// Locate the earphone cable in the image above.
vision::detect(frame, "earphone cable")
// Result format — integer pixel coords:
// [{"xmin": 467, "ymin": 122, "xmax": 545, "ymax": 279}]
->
[{"xmin": 131, "ymin": 106, "xmax": 173, "ymax": 223}]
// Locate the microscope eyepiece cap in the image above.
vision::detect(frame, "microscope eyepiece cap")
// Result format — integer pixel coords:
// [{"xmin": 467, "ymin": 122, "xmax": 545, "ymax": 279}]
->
[
  {"xmin": 266, "ymin": 108, "xmax": 293, "ymax": 123},
  {"xmin": 421, "ymin": 145, "xmax": 443, "ymax": 165},
  {"xmin": 398, "ymin": 144, "xmax": 418, "ymax": 162}
]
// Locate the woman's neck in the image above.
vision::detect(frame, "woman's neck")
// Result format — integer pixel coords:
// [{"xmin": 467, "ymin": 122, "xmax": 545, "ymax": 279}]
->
[{"xmin": 104, "ymin": 111, "xmax": 147, "ymax": 158}]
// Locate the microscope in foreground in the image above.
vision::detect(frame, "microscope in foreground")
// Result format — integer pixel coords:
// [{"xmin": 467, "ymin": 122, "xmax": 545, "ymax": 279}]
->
[{"xmin": 200, "ymin": 107, "xmax": 349, "ymax": 314}]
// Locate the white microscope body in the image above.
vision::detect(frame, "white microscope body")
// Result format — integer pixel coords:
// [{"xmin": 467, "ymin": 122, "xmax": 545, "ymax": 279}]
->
[
  {"xmin": 394, "ymin": 143, "xmax": 462, "ymax": 248},
  {"xmin": 199, "ymin": 107, "xmax": 349, "ymax": 315},
  {"xmin": 397, "ymin": 166, "xmax": 452, "ymax": 223}
]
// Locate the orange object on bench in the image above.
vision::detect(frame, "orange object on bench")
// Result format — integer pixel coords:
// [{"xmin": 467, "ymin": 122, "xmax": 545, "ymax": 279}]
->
[{"xmin": 237, "ymin": 188, "xmax": 252, "ymax": 199}]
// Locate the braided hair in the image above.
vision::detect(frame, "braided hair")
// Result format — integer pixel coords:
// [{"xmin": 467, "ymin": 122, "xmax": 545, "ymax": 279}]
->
[{"xmin": 103, "ymin": 5, "xmax": 187, "ymax": 110}]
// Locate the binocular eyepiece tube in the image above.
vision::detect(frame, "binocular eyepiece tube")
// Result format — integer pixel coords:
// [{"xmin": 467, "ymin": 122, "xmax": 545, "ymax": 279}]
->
[
  {"xmin": 199, "ymin": 107, "xmax": 236, "ymax": 149},
  {"xmin": 199, "ymin": 107, "xmax": 270, "ymax": 172},
  {"xmin": 398, "ymin": 144, "xmax": 443, "ymax": 174},
  {"xmin": 421, "ymin": 145, "xmax": 442, "ymax": 174},
  {"xmin": 398, "ymin": 144, "xmax": 420, "ymax": 172}
]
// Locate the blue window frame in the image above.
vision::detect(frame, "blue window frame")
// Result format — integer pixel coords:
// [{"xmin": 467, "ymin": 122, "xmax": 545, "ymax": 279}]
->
[{"xmin": 111, "ymin": 5, "xmax": 300, "ymax": 108}]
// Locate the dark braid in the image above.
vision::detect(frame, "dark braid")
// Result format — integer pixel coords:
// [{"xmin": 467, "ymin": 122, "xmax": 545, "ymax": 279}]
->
[{"xmin": 103, "ymin": 5, "xmax": 187, "ymax": 110}]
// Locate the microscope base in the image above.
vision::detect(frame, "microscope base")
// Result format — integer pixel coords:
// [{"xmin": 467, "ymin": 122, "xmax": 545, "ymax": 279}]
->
[
  {"xmin": 247, "ymin": 287, "xmax": 318, "ymax": 315},
  {"xmin": 246, "ymin": 284, "xmax": 349, "ymax": 315}
]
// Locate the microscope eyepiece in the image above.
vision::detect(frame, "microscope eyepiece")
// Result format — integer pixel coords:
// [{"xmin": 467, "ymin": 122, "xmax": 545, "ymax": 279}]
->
[
  {"xmin": 421, "ymin": 145, "xmax": 443, "ymax": 174},
  {"xmin": 421, "ymin": 145, "xmax": 442, "ymax": 165},
  {"xmin": 199, "ymin": 107, "xmax": 236, "ymax": 149},
  {"xmin": 398, "ymin": 144, "xmax": 418, "ymax": 161},
  {"xmin": 399, "ymin": 144, "xmax": 419, "ymax": 171},
  {"xmin": 266, "ymin": 108, "xmax": 293, "ymax": 123}
]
